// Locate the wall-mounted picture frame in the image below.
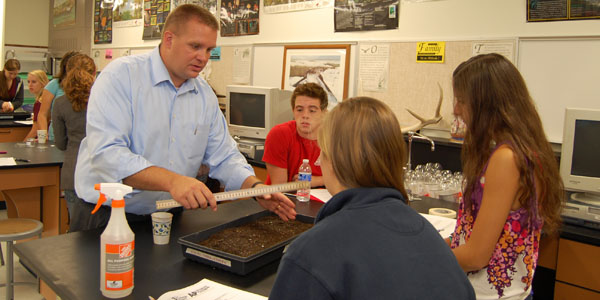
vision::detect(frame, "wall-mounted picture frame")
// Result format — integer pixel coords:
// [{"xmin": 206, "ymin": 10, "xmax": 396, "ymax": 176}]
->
[{"xmin": 282, "ymin": 44, "xmax": 351, "ymax": 109}]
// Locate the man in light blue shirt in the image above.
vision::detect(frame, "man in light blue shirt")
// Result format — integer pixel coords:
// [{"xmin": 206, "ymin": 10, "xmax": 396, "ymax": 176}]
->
[{"xmin": 73, "ymin": 4, "xmax": 295, "ymax": 231}]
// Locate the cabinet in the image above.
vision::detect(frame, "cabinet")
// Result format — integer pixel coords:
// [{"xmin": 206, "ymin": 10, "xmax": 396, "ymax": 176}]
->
[
  {"xmin": 554, "ymin": 238, "xmax": 600, "ymax": 299},
  {"xmin": 0, "ymin": 126, "xmax": 29, "ymax": 142}
]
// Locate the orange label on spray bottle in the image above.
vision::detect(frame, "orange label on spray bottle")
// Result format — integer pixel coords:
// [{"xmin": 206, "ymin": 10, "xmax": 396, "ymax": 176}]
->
[{"xmin": 104, "ymin": 241, "xmax": 135, "ymax": 290}]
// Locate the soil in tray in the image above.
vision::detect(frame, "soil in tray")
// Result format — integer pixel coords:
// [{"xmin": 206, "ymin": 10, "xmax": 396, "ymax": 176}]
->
[{"xmin": 197, "ymin": 215, "xmax": 314, "ymax": 257}]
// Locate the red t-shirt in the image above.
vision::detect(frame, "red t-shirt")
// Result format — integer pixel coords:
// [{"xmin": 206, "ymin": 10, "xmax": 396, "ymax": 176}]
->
[{"xmin": 263, "ymin": 120, "xmax": 322, "ymax": 185}]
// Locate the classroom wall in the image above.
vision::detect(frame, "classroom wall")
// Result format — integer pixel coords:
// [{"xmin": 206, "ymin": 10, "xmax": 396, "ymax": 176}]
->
[
  {"xmin": 97, "ymin": 0, "xmax": 600, "ymax": 49},
  {"xmin": 91, "ymin": 0, "xmax": 600, "ymax": 135},
  {"xmin": 4, "ymin": 0, "xmax": 49, "ymax": 47}
]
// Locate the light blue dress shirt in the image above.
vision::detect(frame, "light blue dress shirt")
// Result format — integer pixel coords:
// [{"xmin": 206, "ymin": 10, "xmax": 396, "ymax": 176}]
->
[{"xmin": 75, "ymin": 47, "xmax": 254, "ymax": 215}]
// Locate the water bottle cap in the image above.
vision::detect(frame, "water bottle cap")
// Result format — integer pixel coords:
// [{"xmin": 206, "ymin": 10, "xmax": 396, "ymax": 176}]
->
[{"xmin": 302, "ymin": 159, "xmax": 309, "ymax": 163}]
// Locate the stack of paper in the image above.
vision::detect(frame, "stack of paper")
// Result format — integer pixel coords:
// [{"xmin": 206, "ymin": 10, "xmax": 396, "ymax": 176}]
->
[{"xmin": 155, "ymin": 279, "xmax": 267, "ymax": 300}]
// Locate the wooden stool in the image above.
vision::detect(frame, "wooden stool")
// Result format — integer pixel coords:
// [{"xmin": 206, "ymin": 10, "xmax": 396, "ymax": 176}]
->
[{"xmin": 0, "ymin": 218, "xmax": 43, "ymax": 300}]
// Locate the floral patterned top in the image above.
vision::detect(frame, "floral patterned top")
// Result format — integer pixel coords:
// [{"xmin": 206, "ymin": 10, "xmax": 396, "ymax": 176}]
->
[{"xmin": 450, "ymin": 144, "xmax": 542, "ymax": 300}]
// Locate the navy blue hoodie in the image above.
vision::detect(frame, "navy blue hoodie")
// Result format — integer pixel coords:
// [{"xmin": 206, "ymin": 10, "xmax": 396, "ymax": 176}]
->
[{"xmin": 270, "ymin": 187, "xmax": 474, "ymax": 300}]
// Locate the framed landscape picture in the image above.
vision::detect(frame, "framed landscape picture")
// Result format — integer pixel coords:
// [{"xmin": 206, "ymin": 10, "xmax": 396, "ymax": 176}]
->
[{"xmin": 282, "ymin": 44, "xmax": 350, "ymax": 109}]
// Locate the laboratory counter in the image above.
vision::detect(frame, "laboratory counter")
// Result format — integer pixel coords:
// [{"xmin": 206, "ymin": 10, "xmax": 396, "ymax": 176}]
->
[
  {"xmin": 0, "ymin": 119, "xmax": 31, "ymax": 142},
  {"xmin": 14, "ymin": 195, "xmax": 456, "ymax": 300}
]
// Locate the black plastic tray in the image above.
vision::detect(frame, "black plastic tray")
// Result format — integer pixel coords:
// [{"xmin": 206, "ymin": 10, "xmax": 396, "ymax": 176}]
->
[{"xmin": 178, "ymin": 210, "xmax": 314, "ymax": 275}]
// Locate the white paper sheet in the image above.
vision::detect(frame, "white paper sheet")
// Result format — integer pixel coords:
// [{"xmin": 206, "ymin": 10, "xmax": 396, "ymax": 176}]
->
[
  {"xmin": 0, "ymin": 157, "xmax": 16, "ymax": 166},
  {"xmin": 311, "ymin": 188, "xmax": 332, "ymax": 203},
  {"xmin": 420, "ymin": 213, "xmax": 456, "ymax": 238},
  {"xmin": 14, "ymin": 120, "xmax": 33, "ymax": 125},
  {"xmin": 156, "ymin": 279, "xmax": 267, "ymax": 300}
]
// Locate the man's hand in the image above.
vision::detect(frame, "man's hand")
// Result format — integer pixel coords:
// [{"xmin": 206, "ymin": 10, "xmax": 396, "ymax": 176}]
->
[
  {"xmin": 254, "ymin": 183, "xmax": 297, "ymax": 221},
  {"xmin": 168, "ymin": 174, "xmax": 217, "ymax": 211}
]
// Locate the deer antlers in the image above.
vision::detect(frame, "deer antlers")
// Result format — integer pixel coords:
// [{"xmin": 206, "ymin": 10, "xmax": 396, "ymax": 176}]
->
[{"xmin": 401, "ymin": 83, "xmax": 443, "ymax": 133}]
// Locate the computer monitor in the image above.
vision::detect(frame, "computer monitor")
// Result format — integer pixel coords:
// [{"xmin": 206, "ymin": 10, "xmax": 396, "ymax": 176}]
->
[
  {"xmin": 225, "ymin": 85, "xmax": 293, "ymax": 140},
  {"xmin": 560, "ymin": 108, "xmax": 600, "ymax": 204}
]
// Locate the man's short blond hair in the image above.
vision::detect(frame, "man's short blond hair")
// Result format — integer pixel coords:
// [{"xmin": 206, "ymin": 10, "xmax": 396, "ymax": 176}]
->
[{"xmin": 162, "ymin": 4, "xmax": 218, "ymax": 39}]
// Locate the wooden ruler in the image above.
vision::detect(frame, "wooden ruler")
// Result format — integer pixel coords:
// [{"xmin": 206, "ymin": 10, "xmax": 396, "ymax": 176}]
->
[{"xmin": 155, "ymin": 181, "xmax": 310, "ymax": 210}]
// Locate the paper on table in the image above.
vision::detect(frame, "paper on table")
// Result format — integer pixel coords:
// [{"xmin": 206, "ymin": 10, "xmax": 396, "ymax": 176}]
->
[
  {"xmin": 420, "ymin": 213, "xmax": 456, "ymax": 239},
  {"xmin": 310, "ymin": 188, "xmax": 332, "ymax": 203},
  {"xmin": 0, "ymin": 157, "xmax": 16, "ymax": 166},
  {"xmin": 155, "ymin": 278, "xmax": 267, "ymax": 300},
  {"xmin": 14, "ymin": 120, "xmax": 33, "ymax": 125}
]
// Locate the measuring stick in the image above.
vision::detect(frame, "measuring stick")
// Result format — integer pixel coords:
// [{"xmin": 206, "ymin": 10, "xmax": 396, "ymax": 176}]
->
[{"xmin": 155, "ymin": 181, "xmax": 310, "ymax": 210}]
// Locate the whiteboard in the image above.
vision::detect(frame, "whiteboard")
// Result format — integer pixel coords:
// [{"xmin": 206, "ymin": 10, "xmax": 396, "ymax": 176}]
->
[{"xmin": 518, "ymin": 37, "xmax": 600, "ymax": 143}]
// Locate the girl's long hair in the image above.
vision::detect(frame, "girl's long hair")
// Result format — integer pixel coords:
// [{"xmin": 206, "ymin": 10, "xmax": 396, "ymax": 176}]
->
[
  {"xmin": 453, "ymin": 53, "xmax": 564, "ymax": 234},
  {"xmin": 62, "ymin": 54, "xmax": 96, "ymax": 112},
  {"xmin": 0, "ymin": 59, "xmax": 21, "ymax": 99},
  {"xmin": 317, "ymin": 97, "xmax": 408, "ymax": 200}
]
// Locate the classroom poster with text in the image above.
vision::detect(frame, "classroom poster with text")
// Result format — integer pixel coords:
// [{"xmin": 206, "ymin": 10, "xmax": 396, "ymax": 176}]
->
[
  {"xmin": 334, "ymin": 0, "xmax": 398, "ymax": 32},
  {"xmin": 264, "ymin": 0, "xmax": 332, "ymax": 14},
  {"xmin": 143, "ymin": 0, "xmax": 171, "ymax": 40},
  {"xmin": 94, "ymin": 0, "xmax": 113, "ymax": 44},
  {"xmin": 527, "ymin": 0, "xmax": 600, "ymax": 21},
  {"xmin": 114, "ymin": 0, "xmax": 144, "ymax": 27},
  {"xmin": 220, "ymin": 0, "xmax": 260, "ymax": 36}
]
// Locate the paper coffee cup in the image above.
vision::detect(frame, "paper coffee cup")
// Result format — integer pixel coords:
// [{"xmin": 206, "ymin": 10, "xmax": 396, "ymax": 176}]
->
[
  {"xmin": 37, "ymin": 130, "xmax": 48, "ymax": 144},
  {"xmin": 151, "ymin": 212, "xmax": 173, "ymax": 245}
]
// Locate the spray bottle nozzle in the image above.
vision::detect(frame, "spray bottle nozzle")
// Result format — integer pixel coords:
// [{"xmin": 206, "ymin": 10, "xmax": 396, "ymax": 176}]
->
[{"xmin": 91, "ymin": 183, "xmax": 133, "ymax": 215}]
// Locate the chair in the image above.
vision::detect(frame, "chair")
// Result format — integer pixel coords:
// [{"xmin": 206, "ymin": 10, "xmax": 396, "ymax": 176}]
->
[{"xmin": 0, "ymin": 218, "xmax": 43, "ymax": 300}]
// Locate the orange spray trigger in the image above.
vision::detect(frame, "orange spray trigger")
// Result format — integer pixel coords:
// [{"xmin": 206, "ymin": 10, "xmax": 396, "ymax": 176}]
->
[{"xmin": 92, "ymin": 184, "xmax": 107, "ymax": 214}]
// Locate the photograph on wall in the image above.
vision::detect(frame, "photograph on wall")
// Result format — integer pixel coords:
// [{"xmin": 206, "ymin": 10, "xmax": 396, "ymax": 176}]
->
[
  {"xmin": 114, "ymin": 0, "xmax": 144, "ymax": 27},
  {"xmin": 263, "ymin": 0, "xmax": 332, "ymax": 14},
  {"xmin": 173, "ymin": 0, "xmax": 218, "ymax": 17},
  {"xmin": 94, "ymin": 0, "xmax": 113, "ymax": 44},
  {"xmin": 527, "ymin": 0, "xmax": 600, "ymax": 21},
  {"xmin": 282, "ymin": 45, "xmax": 350, "ymax": 110},
  {"xmin": 143, "ymin": 0, "xmax": 172, "ymax": 40},
  {"xmin": 220, "ymin": 0, "xmax": 260, "ymax": 36},
  {"xmin": 53, "ymin": 0, "xmax": 76, "ymax": 27},
  {"xmin": 334, "ymin": 0, "xmax": 398, "ymax": 32}
]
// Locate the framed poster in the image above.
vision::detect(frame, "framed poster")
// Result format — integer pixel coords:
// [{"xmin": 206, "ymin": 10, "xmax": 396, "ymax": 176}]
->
[
  {"xmin": 94, "ymin": 0, "xmax": 113, "ymax": 44},
  {"xmin": 143, "ymin": 0, "xmax": 171, "ymax": 40},
  {"xmin": 53, "ymin": 0, "xmax": 76, "ymax": 27},
  {"xmin": 282, "ymin": 45, "xmax": 350, "ymax": 109},
  {"xmin": 220, "ymin": 0, "xmax": 260, "ymax": 36}
]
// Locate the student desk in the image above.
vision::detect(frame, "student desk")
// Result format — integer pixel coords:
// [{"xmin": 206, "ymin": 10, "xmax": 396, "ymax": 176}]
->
[
  {"xmin": 13, "ymin": 195, "xmax": 456, "ymax": 300},
  {"xmin": 0, "ymin": 142, "xmax": 65, "ymax": 236},
  {"xmin": 0, "ymin": 120, "xmax": 31, "ymax": 142}
]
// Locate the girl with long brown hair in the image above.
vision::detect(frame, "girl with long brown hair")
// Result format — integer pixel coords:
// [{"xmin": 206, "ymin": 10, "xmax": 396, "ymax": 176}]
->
[
  {"xmin": 51, "ymin": 54, "xmax": 96, "ymax": 231},
  {"xmin": 0, "ymin": 59, "xmax": 23, "ymax": 112},
  {"xmin": 449, "ymin": 53, "xmax": 564, "ymax": 300}
]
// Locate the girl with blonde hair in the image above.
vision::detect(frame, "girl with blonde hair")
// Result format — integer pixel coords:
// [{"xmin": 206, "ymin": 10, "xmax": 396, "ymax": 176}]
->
[{"xmin": 23, "ymin": 70, "xmax": 49, "ymax": 140}]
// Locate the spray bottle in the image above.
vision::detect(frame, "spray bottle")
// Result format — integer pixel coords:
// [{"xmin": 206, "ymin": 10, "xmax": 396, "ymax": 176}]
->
[{"xmin": 92, "ymin": 183, "xmax": 135, "ymax": 298}]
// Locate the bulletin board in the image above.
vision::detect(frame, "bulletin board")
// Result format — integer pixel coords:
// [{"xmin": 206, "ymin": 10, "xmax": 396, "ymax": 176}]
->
[
  {"xmin": 359, "ymin": 39, "xmax": 516, "ymax": 132},
  {"xmin": 206, "ymin": 40, "xmax": 517, "ymax": 132},
  {"xmin": 517, "ymin": 36, "xmax": 600, "ymax": 143}
]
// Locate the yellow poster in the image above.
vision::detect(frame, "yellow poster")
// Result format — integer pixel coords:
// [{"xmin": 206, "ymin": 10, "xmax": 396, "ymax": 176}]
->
[{"xmin": 416, "ymin": 42, "xmax": 445, "ymax": 63}]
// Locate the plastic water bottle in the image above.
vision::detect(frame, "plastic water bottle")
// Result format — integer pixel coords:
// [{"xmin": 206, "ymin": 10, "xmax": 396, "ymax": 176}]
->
[{"xmin": 297, "ymin": 159, "xmax": 311, "ymax": 202}]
